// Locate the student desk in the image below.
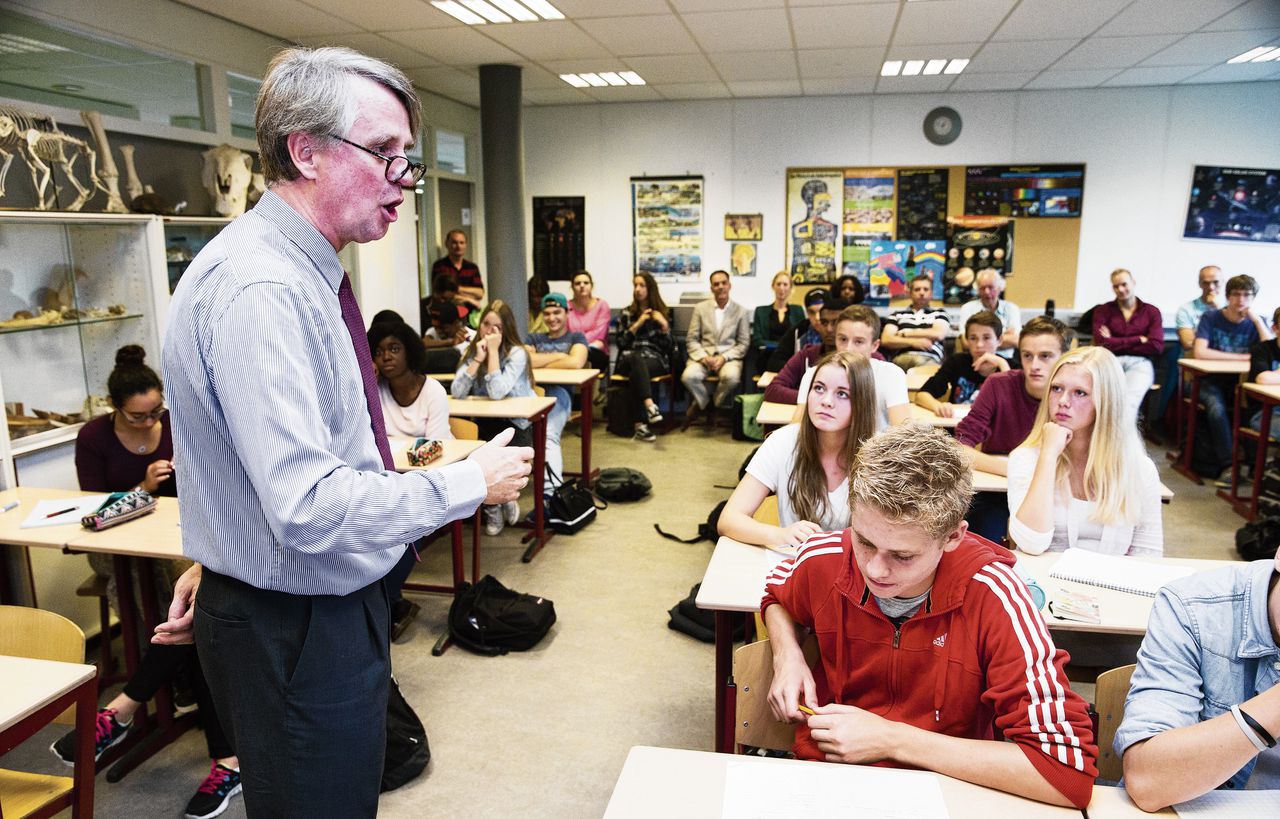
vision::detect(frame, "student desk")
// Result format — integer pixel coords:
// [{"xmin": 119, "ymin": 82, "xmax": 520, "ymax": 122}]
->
[
  {"xmin": 0, "ymin": 487, "xmax": 96, "ymax": 553},
  {"xmin": 0, "ymin": 656, "xmax": 98, "ymax": 818},
  {"xmin": 603, "ymin": 745, "xmax": 1082, "ymax": 819},
  {"xmin": 1170, "ymin": 358, "xmax": 1248, "ymax": 484},
  {"xmin": 1220, "ymin": 381, "xmax": 1280, "ymax": 521},
  {"xmin": 447, "ymin": 395, "xmax": 557, "ymax": 562},
  {"xmin": 1085, "ymin": 784, "xmax": 1174, "ymax": 817}
]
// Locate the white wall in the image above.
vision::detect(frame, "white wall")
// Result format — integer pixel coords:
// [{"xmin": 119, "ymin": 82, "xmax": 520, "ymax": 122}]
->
[{"xmin": 524, "ymin": 81, "xmax": 1280, "ymax": 320}]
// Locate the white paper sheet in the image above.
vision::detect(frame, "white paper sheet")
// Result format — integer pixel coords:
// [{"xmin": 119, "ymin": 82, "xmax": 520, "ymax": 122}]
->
[
  {"xmin": 20, "ymin": 495, "xmax": 109, "ymax": 528},
  {"xmin": 721, "ymin": 758, "xmax": 949, "ymax": 819},
  {"xmin": 1174, "ymin": 788, "xmax": 1280, "ymax": 816}
]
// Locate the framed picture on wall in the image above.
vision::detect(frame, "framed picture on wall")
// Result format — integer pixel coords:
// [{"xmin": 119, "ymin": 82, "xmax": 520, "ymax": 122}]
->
[
  {"xmin": 532, "ymin": 196, "xmax": 585, "ymax": 280},
  {"xmin": 631, "ymin": 176, "xmax": 703, "ymax": 281},
  {"xmin": 1183, "ymin": 165, "xmax": 1280, "ymax": 243},
  {"xmin": 724, "ymin": 213, "xmax": 762, "ymax": 241},
  {"xmin": 965, "ymin": 165, "xmax": 1084, "ymax": 218}
]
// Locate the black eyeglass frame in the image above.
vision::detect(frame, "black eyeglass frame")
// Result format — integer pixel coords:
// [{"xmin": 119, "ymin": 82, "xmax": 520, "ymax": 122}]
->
[{"xmin": 329, "ymin": 135, "xmax": 427, "ymax": 185}]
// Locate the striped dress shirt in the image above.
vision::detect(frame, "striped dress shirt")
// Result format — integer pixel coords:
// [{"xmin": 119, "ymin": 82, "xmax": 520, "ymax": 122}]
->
[{"xmin": 162, "ymin": 190, "xmax": 486, "ymax": 596}]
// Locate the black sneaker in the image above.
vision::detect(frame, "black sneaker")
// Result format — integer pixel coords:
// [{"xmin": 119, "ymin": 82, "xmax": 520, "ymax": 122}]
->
[
  {"xmin": 634, "ymin": 423, "xmax": 656, "ymax": 443},
  {"xmin": 390, "ymin": 598, "xmax": 421, "ymax": 641},
  {"xmin": 645, "ymin": 404, "xmax": 664, "ymax": 424},
  {"xmin": 184, "ymin": 761, "xmax": 243, "ymax": 819},
  {"xmin": 50, "ymin": 707, "xmax": 130, "ymax": 765}
]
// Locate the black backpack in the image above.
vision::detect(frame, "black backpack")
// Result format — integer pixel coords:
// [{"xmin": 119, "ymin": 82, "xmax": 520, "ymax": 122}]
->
[
  {"xmin": 654, "ymin": 500, "xmax": 726, "ymax": 544},
  {"xmin": 380, "ymin": 675, "xmax": 429, "ymax": 792},
  {"xmin": 666, "ymin": 582, "xmax": 745, "ymax": 643},
  {"xmin": 1236, "ymin": 516, "xmax": 1280, "ymax": 562},
  {"xmin": 595, "ymin": 467, "xmax": 652, "ymax": 501},
  {"xmin": 447, "ymin": 575, "xmax": 557, "ymax": 656}
]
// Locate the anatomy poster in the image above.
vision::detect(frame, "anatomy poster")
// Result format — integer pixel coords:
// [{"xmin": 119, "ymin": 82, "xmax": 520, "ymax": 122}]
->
[
  {"xmin": 786, "ymin": 170, "xmax": 842, "ymax": 283},
  {"xmin": 631, "ymin": 176, "xmax": 703, "ymax": 280}
]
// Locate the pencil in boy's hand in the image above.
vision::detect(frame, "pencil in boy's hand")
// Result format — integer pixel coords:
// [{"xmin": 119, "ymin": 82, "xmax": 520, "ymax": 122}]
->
[{"xmin": 797, "ymin": 704, "xmax": 816, "ymax": 716}]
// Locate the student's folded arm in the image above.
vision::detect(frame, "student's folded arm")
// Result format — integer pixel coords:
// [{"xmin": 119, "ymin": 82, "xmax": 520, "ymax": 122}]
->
[
  {"xmin": 482, "ymin": 347, "xmax": 529, "ymax": 399},
  {"xmin": 1176, "ymin": 325, "xmax": 1196, "ymax": 352},
  {"xmin": 1118, "ymin": 591, "xmax": 1280, "ymax": 811},
  {"xmin": 1006, "ymin": 448, "xmax": 1054, "ymax": 554},
  {"xmin": 566, "ymin": 342, "xmax": 588, "ymax": 369},
  {"xmin": 927, "ymin": 318, "xmax": 951, "ymax": 340},
  {"xmin": 717, "ymin": 475, "xmax": 787, "ymax": 546},
  {"xmin": 914, "ymin": 388, "xmax": 944, "ymax": 414},
  {"xmin": 763, "ymin": 356, "xmax": 803, "ymax": 404}
]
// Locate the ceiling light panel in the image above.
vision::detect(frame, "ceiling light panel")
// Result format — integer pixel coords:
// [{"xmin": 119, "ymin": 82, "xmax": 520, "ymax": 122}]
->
[
  {"xmin": 490, "ymin": 0, "xmax": 538, "ymax": 21},
  {"xmin": 618, "ymin": 72, "xmax": 645, "ymax": 86},
  {"xmin": 1250, "ymin": 47, "xmax": 1280, "ymax": 62},
  {"xmin": 432, "ymin": 1, "xmax": 486, "ymax": 24},
  {"xmin": 432, "ymin": 0, "xmax": 564, "ymax": 25},
  {"xmin": 579, "ymin": 72, "xmax": 607, "ymax": 87},
  {"xmin": 521, "ymin": 0, "xmax": 565, "ymax": 20},
  {"xmin": 460, "ymin": 0, "xmax": 512, "ymax": 23},
  {"xmin": 902, "ymin": 60, "xmax": 925, "ymax": 76},
  {"xmin": 1227, "ymin": 46, "xmax": 1272, "ymax": 63},
  {"xmin": 923, "ymin": 59, "xmax": 947, "ymax": 75},
  {"xmin": 559, "ymin": 73, "xmax": 588, "ymax": 87},
  {"xmin": 598, "ymin": 71, "xmax": 626, "ymax": 86},
  {"xmin": 881, "ymin": 60, "xmax": 903, "ymax": 77},
  {"xmin": 560, "ymin": 70, "xmax": 646, "ymax": 88},
  {"xmin": 944, "ymin": 59, "xmax": 969, "ymax": 74}
]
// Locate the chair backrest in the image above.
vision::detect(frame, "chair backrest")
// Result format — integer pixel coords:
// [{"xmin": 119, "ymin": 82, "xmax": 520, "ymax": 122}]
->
[
  {"xmin": 449, "ymin": 417, "xmax": 479, "ymax": 440},
  {"xmin": 1094, "ymin": 663, "xmax": 1136, "ymax": 782},
  {"xmin": 670, "ymin": 304, "xmax": 696, "ymax": 337},
  {"xmin": 0, "ymin": 605, "xmax": 87, "ymax": 725},
  {"xmin": 733, "ymin": 635, "xmax": 820, "ymax": 752}
]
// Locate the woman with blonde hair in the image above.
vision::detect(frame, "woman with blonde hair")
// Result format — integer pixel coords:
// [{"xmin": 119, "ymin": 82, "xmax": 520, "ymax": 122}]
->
[
  {"xmin": 452, "ymin": 299, "xmax": 542, "ymax": 534},
  {"xmin": 718, "ymin": 351, "xmax": 876, "ymax": 548},
  {"xmin": 1007, "ymin": 346, "xmax": 1162, "ymax": 556}
]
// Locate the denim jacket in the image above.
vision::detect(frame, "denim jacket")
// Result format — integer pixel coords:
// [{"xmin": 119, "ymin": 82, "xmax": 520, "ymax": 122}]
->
[{"xmin": 1115, "ymin": 560, "xmax": 1280, "ymax": 790}]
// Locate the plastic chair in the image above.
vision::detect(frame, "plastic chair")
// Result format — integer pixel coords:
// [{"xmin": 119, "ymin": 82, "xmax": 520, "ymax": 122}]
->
[
  {"xmin": 448, "ymin": 416, "xmax": 479, "ymax": 440},
  {"xmin": 1093, "ymin": 664, "xmax": 1136, "ymax": 782}
]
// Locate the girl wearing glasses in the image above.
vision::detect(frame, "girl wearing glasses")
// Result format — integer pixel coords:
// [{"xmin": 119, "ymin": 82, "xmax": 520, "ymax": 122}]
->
[{"xmin": 66, "ymin": 344, "xmax": 243, "ymax": 818}]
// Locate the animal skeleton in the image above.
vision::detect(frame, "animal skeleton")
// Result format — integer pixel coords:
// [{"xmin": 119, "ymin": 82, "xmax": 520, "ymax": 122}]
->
[{"xmin": 0, "ymin": 105, "xmax": 108, "ymax": 211}]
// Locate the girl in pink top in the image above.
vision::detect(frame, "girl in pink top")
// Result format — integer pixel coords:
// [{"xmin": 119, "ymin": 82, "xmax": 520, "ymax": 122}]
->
[{"xmin": 567, "ymin": 270, "xmax": 611, "ymax": 372}]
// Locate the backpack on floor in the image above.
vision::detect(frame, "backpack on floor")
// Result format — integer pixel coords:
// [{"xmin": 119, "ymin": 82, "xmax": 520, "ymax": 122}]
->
[
  {"xmin": 666, "ymin": 582, "xmax": 745, "ymax": 643},
  {"xmin": 1236, "ymin": 516, "xmax": 1280, "ymax": 562},
  {"xmin": 447, "ymin": 575, "xmax": 557, "ymax": 656},
  {"xmin": 604, "ymin": 386, "xmax": 635, "ymax": 438},
  {"xmin": 380, "ymin": 675, "xmax": 430, "ymax": 792},
  {"xmin": 654, "ymin": 500, "xmax": 726, "ymax": 544},
  {"xmin": 1258, "ymin": 457, "xmax": 1280, "ymax": 519},
  {"xmin": 595, "ymin": 467, "xmax": 652, "ymax": 501},
  {"xmin": 732, "ymin": 394, "xmax": 766, "ymax": 441}
]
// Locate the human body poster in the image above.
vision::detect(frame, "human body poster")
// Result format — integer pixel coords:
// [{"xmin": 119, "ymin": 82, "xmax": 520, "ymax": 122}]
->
[
  {"xmin": 786, "ymin": 170, "xmax": 842, "ymax": 283},
  {"xmin": 632, "ymin": 177, "xmax": 703, "ymax": 280}
]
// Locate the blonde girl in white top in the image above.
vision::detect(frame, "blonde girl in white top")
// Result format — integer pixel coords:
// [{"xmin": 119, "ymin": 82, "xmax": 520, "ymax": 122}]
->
[{"xmin": 1008, "ymin": 346, "xmax": 1162, "ymax": 557}]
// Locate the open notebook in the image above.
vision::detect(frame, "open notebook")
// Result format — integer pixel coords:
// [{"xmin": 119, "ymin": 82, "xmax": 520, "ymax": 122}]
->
[{"xmin": 1048, "ymin": 548, "xmax": 1195, "ymax": 597}]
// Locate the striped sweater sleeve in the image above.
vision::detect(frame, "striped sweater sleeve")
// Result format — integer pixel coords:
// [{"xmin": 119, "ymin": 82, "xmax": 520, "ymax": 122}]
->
[
  {"xmin": 760, "ymin": 530, "xmax": 846, "ymax": 624},
  {"xmin": 971, "ymin": 561, "xmax": 1098, "ymax": 808}
]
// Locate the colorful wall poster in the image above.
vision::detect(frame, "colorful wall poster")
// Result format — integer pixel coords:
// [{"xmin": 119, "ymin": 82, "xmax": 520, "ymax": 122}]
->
[
  {"xmin": 730, "ymin": 242, "xmax": 757, "ymax": 277},
  {"xmin": 1183, "ymin": 165, "xmax": 1280, "ymax": 244},
  {"xmin": 631, "ymin": 176, "xmax": 703, "ymax": 280},
  {"xmin": 725, "ymin": 213, "xmax": 762, "ymax": 241},
  {"xmin": 896, "ymin": 168, "xmax": 948, "ymax": 240},
  {"xmin": 867, "ymin": 240, "xmax": 947, "ymax": 305},
  {"xmin": 843, "ymin": 169, "xmax": 896, "ymax": 236},
  {"xmin": 841, "ymin": 237, "xmax": 873, "ymax": 299},
  {"xmin": 964, "ymin": 165, "xmax": 1085, "ymax": 218},
  {"xmin": 786, "ymin": 170, "xmax": 842, "ymax": 283},
  {"xmin": 943, "ymin": 216, "xmax": 1014, "ymax": 305},
  {"xmin": 531, "ymin": 196, "xmax": 584, "ymax": 281}
]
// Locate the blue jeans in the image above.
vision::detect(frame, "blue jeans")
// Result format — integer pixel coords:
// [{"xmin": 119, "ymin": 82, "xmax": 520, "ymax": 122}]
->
[
  {"xmin": 1198, "ymin": 376, "xmax": 1236, "ymax": 469},
  {"xmin": 545, "ymin": 384, "xmax": 570, "ymax": 488},
  {"xmin": 1250, "ymin": 406, "xmax": 1280, "ymax": 437}
]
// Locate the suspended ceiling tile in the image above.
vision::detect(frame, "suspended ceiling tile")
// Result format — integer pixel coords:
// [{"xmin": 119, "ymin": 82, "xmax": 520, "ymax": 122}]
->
[
  {"xmin": 300, "ymin": 0, "xmax": 452, "ymax": 29},
  {"xmin": 789, "ymin": 3, "xmax": 898, "ymax": 49},
  {"xmin": 800, "ymin": 76, "xmax": 879, "ymax": 96},
  {"xmin": 649, "ymin": 81, "xmax": 734, "ymax": 100},
  {"xmin": 893, "ymin": 0, "xmax": 1020, "ymax": 46},
  {"xmin": 513, "ymin": 63, "xmax": 565, "ymax": 89},
  {"xmin": 404, "ymin": 64, "xmax": 479, "ymax": 100},
  {"xmin": 788, "ymin": 0, "xmax": 899, "ymax": 6},
  {"xmin": 709, "ymin": 50, "xmax": 798, "ymax": 82},
  {"xmin": 1102, "ymin": 64, "xmax": 1207, "ymax": 85},
  {"xmin": 1200, "ymin": 0, "xmax": 1280, "ymax": 32},
  {"xmin": 383, "ymin": 27, "xmax": 524, "ymax": 64},
  {"xmin": 1024, "ymin": 68, "xmax": 1122, "ymax": 88},
  {"xmin": 1141, "ymin": 29, "xmax": 1280, "ymax": 66},
  {"xmin": 671, "ymin": 0, "xmax": 784, "ymax": 10},
  {"xmin": 178, "ymin": 0, "xmax": 357, "ymax": 39},
  {"xmin": 1053, "ymin": 35, "xmax": 1183, "ymax": 70},
  {"xmin": 993, "ymin": 0, "xmax": 1132, "ymax": 41},
  {"xmin": 874, "ymin": 74, "xmax": 959, "ymax": 93},
  {"xmin": 947, "ymin": 70, "xmax": 1039, "ymax": 91},
  {"xmin": 1097, "ymin": 0, "xmax": 1251, "ymax": 37},
  {"xmin": 883, "ymin": 42, "xmax": 983, "ymax": 62},
  {"xmin": 1179, "ymin": 62, "xmax": 1280, "ymax": 83},
  {"xmin": 296, "ymin": 32, "xmax": 441, "ymax": 69},
  {"xmin": 681, "ymin": 8, "xmax": 793, "ymax": 53},
  {"xmin": 552, "ymin": 0, "xmax": 673, "ymax": 16},
  {"xmin": 480, "ymin": 20, "xmax": 612, "ymax": 61},
  {"xmin": 968, "ymin": 39, "xmax": 1079, "ymax": 73},
  {"xmin": 727, "ymin": 79, "xmax": 803, "ymax": 97},
  {"xmin": 522, "ymin": 86, "xmax": 596, "ymax": 105},
  {"xmin": 583, "ymin": 84, "xmax": 663, "ymax": 102},
  {"xmin": 575, "ymin": 15, "xmax": 702, "ymax": 56},
  {"xmin": 619, "ymin": 53, "xmax": 722, "ymax": 84},
  {"xmin": 796, "ymin": 47, "xmax": 885, "ymax": 80}
]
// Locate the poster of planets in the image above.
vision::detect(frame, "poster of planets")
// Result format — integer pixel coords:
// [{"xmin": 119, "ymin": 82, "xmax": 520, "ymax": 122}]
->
[
  {"xmin": 867, "ymin": 240, "xmax": 947, "ymax": 306},
  {"xmin": 1183, "ymin": 165, "xmax": 1280, "ymax": 244},
  {"xmin": 896, "ymin": 168, "xmax": 949, "ymax": 240},
  {"xmin": 631, "ymin": 176, "xmax": 703, "ymax": 280},
  {"xmin": 943, "ymin": 216, "xmax": 1013, "ymax": 305}
]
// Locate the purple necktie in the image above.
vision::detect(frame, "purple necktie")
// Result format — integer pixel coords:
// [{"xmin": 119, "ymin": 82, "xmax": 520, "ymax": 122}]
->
[{"xmin": 337, "ymin": 272, "xmax": 396, "ymax": 472}]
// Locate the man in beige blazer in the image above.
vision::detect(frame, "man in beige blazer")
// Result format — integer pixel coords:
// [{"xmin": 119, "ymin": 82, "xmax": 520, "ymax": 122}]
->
[{"xmin": 681, "ymin": 269, "xmax": 750, "ymax": 426}]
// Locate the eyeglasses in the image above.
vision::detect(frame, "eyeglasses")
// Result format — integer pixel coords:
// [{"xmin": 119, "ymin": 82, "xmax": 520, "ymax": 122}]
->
[
  {"xmin": 329, "ymin": 135, "xmax": 427, "ymax": 185},
  {"xmin": 120, "ymin": 405, "xmax": 165, "ymax": 424}
]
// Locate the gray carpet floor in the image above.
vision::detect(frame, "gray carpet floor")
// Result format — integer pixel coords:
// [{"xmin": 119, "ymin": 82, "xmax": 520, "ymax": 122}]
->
[{"xmin": 5, "ymin": 420, "xmax": 1239, "ymax": 818}]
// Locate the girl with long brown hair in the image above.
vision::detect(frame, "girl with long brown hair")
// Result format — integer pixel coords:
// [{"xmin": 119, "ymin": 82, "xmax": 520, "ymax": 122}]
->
[
  {"xmin": 718, "ymin": 350, "xmax": 876, "ymax": 548},
  {"xmin": 615, "ymin": 272, "xmax": 673, "ymax": 442}
]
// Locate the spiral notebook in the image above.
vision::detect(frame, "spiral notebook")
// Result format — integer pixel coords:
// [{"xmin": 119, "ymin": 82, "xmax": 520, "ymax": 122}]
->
[{"xmin": 1048, "ymin": 548, "xmax": 1194, "ymax": 597}]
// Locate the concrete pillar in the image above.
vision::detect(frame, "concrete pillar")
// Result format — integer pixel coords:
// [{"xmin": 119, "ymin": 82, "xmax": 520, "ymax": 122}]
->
[{"xmin": 479, "ymin": 64, "xmax": 528, "ymax": 322}]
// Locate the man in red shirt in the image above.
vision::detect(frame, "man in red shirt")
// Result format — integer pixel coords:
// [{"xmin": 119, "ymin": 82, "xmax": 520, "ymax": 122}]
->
[
  {"xmin": 1091, "ymin": 268, "xmax": 1163, "ymax": 420},
  {"xmin": 431, "ymin": 229, "xmax": 484, "ymax": 304},
  {"xmin": 763, "ymin": 424, "xmax": 1096, "ymax": 809}
]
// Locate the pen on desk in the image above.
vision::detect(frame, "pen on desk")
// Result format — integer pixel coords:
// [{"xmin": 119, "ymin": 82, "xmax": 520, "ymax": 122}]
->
[
  {"xmin": 1, "ymin": 500, "xmax": 18, "ymax": 514},
  {"xmin": 45, "ymin": 506, "xmax": 79, "ymax": 518}
]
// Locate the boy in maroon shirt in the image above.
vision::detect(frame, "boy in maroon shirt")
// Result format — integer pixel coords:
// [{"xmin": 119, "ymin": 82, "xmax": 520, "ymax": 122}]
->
[{"xmin": 955, "ymin": 315, "xmax": 1072, "ymax": 542}]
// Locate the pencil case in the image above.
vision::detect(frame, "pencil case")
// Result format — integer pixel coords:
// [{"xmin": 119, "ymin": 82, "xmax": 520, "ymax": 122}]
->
[
  {"xmin": 81, "ymin": 489, "xmax": 157, "ymax": 531},
  {"xmin": 407, "ymin": 438, "xmax": 443, "ymax": 467}
]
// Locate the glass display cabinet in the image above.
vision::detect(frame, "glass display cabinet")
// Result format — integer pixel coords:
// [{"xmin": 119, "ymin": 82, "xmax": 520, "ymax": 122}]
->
[{"xmin": 162, "ymin": 216, "xmax": 231, "ymax": 293}]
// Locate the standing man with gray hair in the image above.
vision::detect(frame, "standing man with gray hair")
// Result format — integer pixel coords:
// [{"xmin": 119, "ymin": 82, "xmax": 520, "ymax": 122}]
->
[
  {"xmin": 155, "ymin": 47, "xmax": 532, "ymax": 816},
  {"xmin": 959, "ymin": 270, "xmax": 1021, "ymax": 359}
]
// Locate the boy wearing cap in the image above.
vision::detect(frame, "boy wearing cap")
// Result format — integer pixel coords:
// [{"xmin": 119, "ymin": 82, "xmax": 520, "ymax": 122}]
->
[
  {"xmin": 526, "ymin": 293, "xmax": 588, "ymax": 485},
  {"xmin": 763, "ymin": 425, "xmax": 1096, "ymax": 808},
  {"xmin": 765, "ymin": 287, "xmax": 827, "ymax": 373},
  {"xmin": 1116, "ymin": 553, "xmax": 1280, "ymax": 810}
]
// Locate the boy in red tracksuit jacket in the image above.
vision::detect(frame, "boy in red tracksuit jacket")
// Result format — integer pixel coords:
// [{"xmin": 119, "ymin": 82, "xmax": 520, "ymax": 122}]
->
[{"xmin": 762, "ymin": 424, "xmax": 1097, "ymax": 809}]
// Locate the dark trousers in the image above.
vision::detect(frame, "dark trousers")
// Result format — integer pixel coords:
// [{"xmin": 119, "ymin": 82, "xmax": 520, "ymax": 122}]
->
[
  {"xmin": 965, "ymin": 490, "xmax": 1009, "ymax": 544},
  {"xmin": 195, "ymin": 568, "xmax": 390, "ymax": 818},
  {"xmin": 585, "ymin": 345, "xmax": 610, "ymax": 375},
  {"xmin": 385, "ymin": 545, "xmax": 417, "ymax": 608},
  {"xmin": 616, "ymin": 352, "xmax": 666, "ymax": 423},
  {"xmin": 122, "ymin": 643, "xmax": 233, "ymax": 759},
  {"xmin": 474, "ymin": 418, "xmax": 533, "ymax": 448}
]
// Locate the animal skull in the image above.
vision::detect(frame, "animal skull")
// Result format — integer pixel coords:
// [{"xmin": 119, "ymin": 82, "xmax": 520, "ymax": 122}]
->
[{"xmin": 202, "ymin": 144, "xmax": 253, "ymax": 217}]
